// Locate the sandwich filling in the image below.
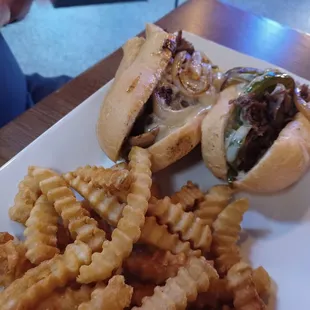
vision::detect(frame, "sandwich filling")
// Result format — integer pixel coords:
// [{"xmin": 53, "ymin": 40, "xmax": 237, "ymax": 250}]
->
[
  {"xmin": 127, "ymin": 31, "xmax": 221, "ymax": 149},
  {"xmin": 300, "ymin": 84, "xmax": 310, "ymax": 102},
  {"xmin": 225, "ymin": 72, "xmax": 297, "ymax": 182}
]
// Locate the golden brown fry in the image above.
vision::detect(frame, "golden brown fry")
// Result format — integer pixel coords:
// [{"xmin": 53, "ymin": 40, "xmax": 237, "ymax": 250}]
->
[
  {"xmin": 139, "ymin": 216, "xmax": 201, "ymax": 257},
  {"xmin": 71, "ymin": 165, "xmax": 132, "ymax": 193},
  {"xmin": 80, "ymin": 199, "xmax": 93, "ymax": 213},
  {"xmin": 111, "ymin": 162, "xmax": 128, "ymax": 170},
  {"xmin": 194, "ymin": 267, "xmax": 271, "ymax": 308},
  {"xmin": 78, "ymin": 147, "xmax": 152, "ymax": 283},
  {"xmin": 252, "ymin": 266, "xmax": 271, "ymax": 297},
  {"xmin": 150, "ymin": 181, "xmax": 162, "ymax": 199},
  {"xmin": 211, "ymin": 198, "xmax": 249, "ymax": 275},
  {"xmin": 124, "ymin": 249, "xmax": 187, "ymax": 284},
  {"xmin": 78, "ymin": 276, "xmax": 133, "ymax": 310},
  {"xmin": 0, "ymin": 241, "xmax": 92, "ymax": 310},
  {"xmin": 9, "ymin": 174, "xmax": 41, "ymax": 224},
  {"xmin": 227, "ymin": 262, "xmax": 266, "ymax": 310},
  {"xmin": 36, "ymin": 285, "xmax": 92, "ymax": 310},
  {"xmin": 133, "ymin": 256, "xmax": 219, "ymax": 310},
  {"xmin": 0, "ymin": 238, "xmax": 32, "ymax": 287},
  {"xmin": 24, "ymin": 195, "xmax": 59, "ymax": 264},
  {"xmin": 29, "ymin": 166, "xmax": 106, "ymax": 252},
  {"xmin": 80, "ymin": 199, "xmax": 114, "ymax": 240},
  {"xmin": 62, "ymin": 173, "xmax": 125, "ymax": 226},
  {"xmin": 57, "ymin": 224, "xmax": 73, "ymax": 253},
  {"xmin": 0, "ymin": 232, "xmax": 14, "ymax": 244},
  {"xmin": 194, "ymin": 185, "xmax": 234, "ymax": 226},
  {"xmin": 131, "ymin": 283, "xmax": 156, "ymax": 307},
  {"xmin": 147, "ymin": 197, "xmax": 212, "ymax": 251},
  {"xmin": 170, "ymin": 181, "xmax": 204, "ymax": 211},
  {"xmin": 194, "ymin": 278, "xmax": 232, "ymax": 309}
]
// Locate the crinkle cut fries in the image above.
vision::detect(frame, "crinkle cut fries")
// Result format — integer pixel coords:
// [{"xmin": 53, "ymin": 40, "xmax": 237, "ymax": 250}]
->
[{"xmin": 1, "ymin": 146, "xmax": 271, "ymax": 310}]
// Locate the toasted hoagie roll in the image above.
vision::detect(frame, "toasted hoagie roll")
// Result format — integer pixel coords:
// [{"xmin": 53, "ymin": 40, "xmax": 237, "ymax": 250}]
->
[
  {"xmin": 97, "ymin": 24, "xmax": 221, "ymax": 171},
  {"xmin": 201, "ymin": 68, "xmax": 310, "ymax": 193}
]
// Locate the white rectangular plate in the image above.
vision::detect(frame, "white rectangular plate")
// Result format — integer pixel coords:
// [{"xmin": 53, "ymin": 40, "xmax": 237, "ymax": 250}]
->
[{"xmin": 1, "ymin": 32, "xmax": 309, "ymax": 309}]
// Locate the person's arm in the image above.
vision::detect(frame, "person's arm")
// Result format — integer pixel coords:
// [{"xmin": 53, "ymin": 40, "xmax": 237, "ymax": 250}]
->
[
  {"xmin": 0, "ymin": 2, "xmax": 11, "ymax": 26},
  {"xmin": 0, "ymin": 0, "xmax": 33, "ymax": 26}
]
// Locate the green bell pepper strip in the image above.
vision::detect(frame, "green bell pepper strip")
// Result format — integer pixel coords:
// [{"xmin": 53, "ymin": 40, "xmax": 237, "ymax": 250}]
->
[
  {"xmin": 244, "ymin": 71, "xmax": 295, "ymax": 98},
  {"xmin": 220, "ymin": 67, "xmax": 264, "ymax": 91}
]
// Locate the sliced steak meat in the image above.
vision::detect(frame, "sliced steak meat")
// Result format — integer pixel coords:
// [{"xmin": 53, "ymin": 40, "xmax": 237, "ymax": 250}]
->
[
  {"xmin": 231, "ymin": 86, "xmax": 297, "ymax": 173},
  {"xmin": 175, "ymin": 30, "xmax": 194, "ymax": 55},
  {"xmin": 163, "ymin": 37, "xmax": 177, "ymax": 54},
  {"xmin": 230, "ymin": 94, "xmax": 269, "ymax": 136},
  {"xmin": 237, "ymin": 127, "xmax": 276, "ymax": 172},
  {"xmin": 157, "ymin": 86, "xmax": 173, "ymax": 105},
  {"xmin": 284, "ymin": 94, "xmax": 296, "ymax": 117},
  {"xmin": 300, "ymin": 84, "xmax": 310, "ymax": 102}
]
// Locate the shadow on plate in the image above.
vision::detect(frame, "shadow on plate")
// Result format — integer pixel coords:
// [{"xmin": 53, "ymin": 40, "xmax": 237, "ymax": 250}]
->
[
  {"xmin": 239, "ymin": 228, "xmax": 272, "ymax": 244},
  {"xmin": 239, "ymin": 229, "xmax": 272, "ymax": 261},
  {"xmin": 238, "ymin": 171, "xmax": 310, "ymax": 223},
  {"xmin": 154, "ymin": 145, "xmax": 222, "ymax": 196},
  {"xmin": 155, "ymin": 144, "xmax": 310, "ymax": 223}
]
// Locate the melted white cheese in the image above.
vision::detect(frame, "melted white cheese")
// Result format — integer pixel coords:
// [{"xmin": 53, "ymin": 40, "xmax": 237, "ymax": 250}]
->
[
  {"xmin": 225, "ymin": 125, "xmax": 252, "ymax": 164},
  {"xmin": 147, "ymin": 87, "xmax": 218, "ymax": 141}
]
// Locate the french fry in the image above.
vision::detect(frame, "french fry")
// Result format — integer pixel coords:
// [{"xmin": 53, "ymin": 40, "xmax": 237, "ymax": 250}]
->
[
  {"xmin": 78, "ymin": 276, "xmax": 133, "ymax": 310},
  {"xmin": 36, "ymin": 285, "xmax": 92, "ymax": 310},
  {"xmin": 124, "ymin": 249, "xmax": 187, "ymax": 284},
  {"xmin": 111, "ymin": 162, "xmax": 129, "ymax": 170},
  {"xmin": 0, "ymin": 241, "xmax": 91, "ymax": 310},
  {"xmin": 93, "ymin": 216, "xmax": 114, "ymax": 241},
  {"xmin": 227, "ymin": 262, "xmax": 266, "ymax": 310},
  {"xmin": 9, "ymin": 174, "xmax": 41, "ymax": 224},
  {"xmin": 70, "ymin": 165, "xmax": 132, "ymax": 193},
  {"xmin": 194, "ymin": 267, "xmax": 271, "ymax": 308},
  {"xmin": 80, "ymin": 199, "xmax": 93, "ymax": 213},
  {"xmin": 147, "ymin": 197, "xmax": 212, "ymax": 251},
  {"xmin": 170, "ymin": 181, "xmax": 204, "ymax": 211},
  {"xmin": 1, "ymin": 164, "xmax": 271, "ymax": 308},
  {"xmin": 252, "ymin": 266, "xmax": 271, "ymax": 297},
  {"xmin": 24, "ymin": 195, "xmax": 59, "ymax": 264},
  {"xmin": 63, "ymin": 173, "xmax": 125, "ymax": 226},
  {"xmin": 194, "ymin": 278, "xmax": 232, "ymax": 309},
  {"xmin": 57, "ymin": 223, "xmax": 73, "ymax": 253},
  {"xmin": 131, "ymin": 282, "xmax": 156, "ymax": 307},
  {"xmin": 0, "ymin": 238, "xmax": 32, "ymax": 287},
  {"xmin": 211, "ymin": 198, "xmax": 249, "ymax": 275},
  {"xmin": 79, "ymin": 199, "xmax": 115, "ymax": 237},
  {"xmin": 133, "ymin": 256, "xmax": 219, "ymax": 310},
  {"xmin": 0, "ymin": 232, "xmax": 14, "ymax": 244},
  {"xmin": 194, "ymin": 185, "xmax": 234, "ymax": 226},
  {"xmin": 150, "ymin": 181, "xmax": 162, "ymax": 199},
  {"xmin": 78, "ymin": 147, "xmax": 152, "ymax": 283},
  {"xmin": 139, "ymin": 216, "xmax": 201, "ymax": 257},
  {"xmin": 29, "ymin": 166, "xmax": 106, "ymax": 252}
]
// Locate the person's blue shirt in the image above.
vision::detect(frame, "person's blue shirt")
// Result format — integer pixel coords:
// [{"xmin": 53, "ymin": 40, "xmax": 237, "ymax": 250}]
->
[
  {"xmin": 0, "ymin": 32, "xmax": 71, "ymax": 128},
  {"xmin": 0, "ymin": 32, "xmax": 29, "ymax": 127}
]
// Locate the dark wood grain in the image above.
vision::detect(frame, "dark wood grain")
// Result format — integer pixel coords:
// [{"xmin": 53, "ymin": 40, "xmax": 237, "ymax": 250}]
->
[
  {"xmin": 53, "ymin": 0, "xmax": 146, "ymax": 8},
  {"xmin": 1, "ymin": 0, "xmax": 310, "ymax": 166}
]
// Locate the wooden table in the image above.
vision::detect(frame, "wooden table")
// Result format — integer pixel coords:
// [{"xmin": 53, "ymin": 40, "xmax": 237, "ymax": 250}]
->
[{"xmin": 1, "ymin": 0, "xmax": 310, "ymax": 166}]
